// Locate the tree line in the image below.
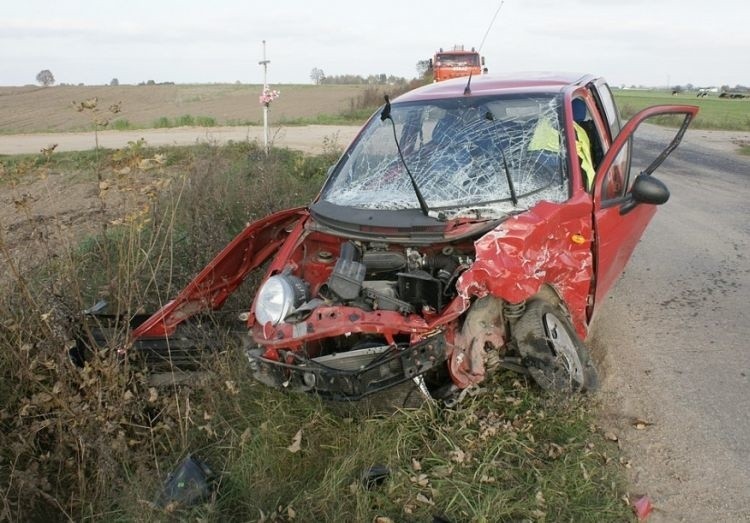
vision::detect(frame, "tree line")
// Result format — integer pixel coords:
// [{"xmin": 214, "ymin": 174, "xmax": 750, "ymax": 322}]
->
[{"xmin": 310, "ymin": 68, "xmax": 410, "ymax": 86}]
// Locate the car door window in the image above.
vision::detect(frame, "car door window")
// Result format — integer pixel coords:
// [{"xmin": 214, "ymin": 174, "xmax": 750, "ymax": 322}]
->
[
  {"xmin": 594, "ymin": 104, "xmax": 698, "ymax": 209},
  {"xmin": 600, "ymin": 143, "xmax": 630, "ymax": 202},
  {"xmin": 571, "ymin": 96, "xmax": 607, "ymax": 191},
  {"xmin": 591, "ymin": 80, "xmax": 621, "ymax": 139}
]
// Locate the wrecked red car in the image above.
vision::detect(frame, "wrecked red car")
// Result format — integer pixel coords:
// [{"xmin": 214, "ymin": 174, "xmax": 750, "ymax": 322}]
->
[{"xmin": 126, "ymin": 73, "xmax": 697, "ymax": 401}]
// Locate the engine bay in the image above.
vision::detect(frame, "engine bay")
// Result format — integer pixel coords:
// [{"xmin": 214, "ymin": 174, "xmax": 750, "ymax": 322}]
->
[{"xmin": 252, "ymin": 234, "xmax": 476, "ymax": 328}]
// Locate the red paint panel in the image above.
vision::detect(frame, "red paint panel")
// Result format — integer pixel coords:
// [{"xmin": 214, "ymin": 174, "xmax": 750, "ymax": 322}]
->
[{"xmin": 457, "ymin": 193, "xmax": 594, "ymax": 337}]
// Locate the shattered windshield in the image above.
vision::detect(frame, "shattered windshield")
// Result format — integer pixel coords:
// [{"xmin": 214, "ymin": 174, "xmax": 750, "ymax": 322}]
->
[{"xmin": 320, "ymin": 94, "xmax": 569, "ymax": 214}]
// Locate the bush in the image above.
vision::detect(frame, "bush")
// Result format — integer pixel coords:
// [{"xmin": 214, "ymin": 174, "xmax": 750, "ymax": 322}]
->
[
  {"xmin": 0, "ymin": 140, "xmax": 330, "ymax": 520},
  {"xmin": 0, "ymin": 139, "xmax": 629, "ymax": 521}
]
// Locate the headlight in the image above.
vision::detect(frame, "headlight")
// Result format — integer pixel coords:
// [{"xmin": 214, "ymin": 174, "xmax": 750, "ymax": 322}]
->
[{"xmin": 254, "ymin": 275, "xmax": 308, "ymax": 325}]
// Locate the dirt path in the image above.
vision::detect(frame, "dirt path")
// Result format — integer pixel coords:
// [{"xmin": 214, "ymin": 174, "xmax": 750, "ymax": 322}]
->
[{"xmin": 0, "ymin": 124, "xmax": 360, "ymax": 155}]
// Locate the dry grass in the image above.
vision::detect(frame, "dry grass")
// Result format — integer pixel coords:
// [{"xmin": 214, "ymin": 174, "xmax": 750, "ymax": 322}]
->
[{"xmin": 0, "ymin": 138, "xmax": 632, "ymax": 521}]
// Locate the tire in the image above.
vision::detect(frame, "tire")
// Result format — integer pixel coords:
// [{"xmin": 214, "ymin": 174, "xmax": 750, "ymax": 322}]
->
[{"xmin": 514, "ymin": 300, "xmax": 598, "ymax": 392}]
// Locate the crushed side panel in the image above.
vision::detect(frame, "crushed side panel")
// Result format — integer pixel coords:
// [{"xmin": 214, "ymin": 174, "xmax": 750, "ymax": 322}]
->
[{"xmin": 457, "ymin": 194, "xmax": 594, "ymax": 337}]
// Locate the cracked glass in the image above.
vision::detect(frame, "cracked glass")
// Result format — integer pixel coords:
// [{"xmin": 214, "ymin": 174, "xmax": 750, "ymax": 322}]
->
[{"xmin": 321, "ymin": 94, "xmax": 570, "ymax": 216}]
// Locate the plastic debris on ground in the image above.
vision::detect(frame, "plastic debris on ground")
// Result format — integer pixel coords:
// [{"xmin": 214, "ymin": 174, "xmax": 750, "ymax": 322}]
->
[
  {"xmin": 632, "ymin": 495, "xmax": 653, "ymax": 521},
  {"xmin": 154, "ymin": 455, "xmax": 216, "ymax": 510}
]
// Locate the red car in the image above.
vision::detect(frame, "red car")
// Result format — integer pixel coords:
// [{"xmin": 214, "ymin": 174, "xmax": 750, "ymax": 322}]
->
[{"xmin": 128, "ymin": 73, "xmax": 697, "ymax": 401}]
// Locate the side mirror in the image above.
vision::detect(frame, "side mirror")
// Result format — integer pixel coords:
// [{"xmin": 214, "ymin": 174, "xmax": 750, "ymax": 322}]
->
[{"xmin": 619, "ymin": 174, "xmax": 670, "ymax": 215}]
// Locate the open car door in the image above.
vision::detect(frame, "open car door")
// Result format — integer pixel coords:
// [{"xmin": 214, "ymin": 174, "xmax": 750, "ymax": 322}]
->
[{"xmin": 591, "ymin": 104, "xmax": 699, "ymax": 310}]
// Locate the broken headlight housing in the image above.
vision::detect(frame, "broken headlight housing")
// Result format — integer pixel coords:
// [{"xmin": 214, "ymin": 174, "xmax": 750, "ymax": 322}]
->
[{"xmin": 254, "ymin": 275, "xmax": 308, "ymax": 325}]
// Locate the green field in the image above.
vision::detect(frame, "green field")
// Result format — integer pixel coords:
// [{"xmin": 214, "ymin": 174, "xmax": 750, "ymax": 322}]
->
[{"xmin": 613, "ymin": 89, "xmax": 750, "ymax": 131}]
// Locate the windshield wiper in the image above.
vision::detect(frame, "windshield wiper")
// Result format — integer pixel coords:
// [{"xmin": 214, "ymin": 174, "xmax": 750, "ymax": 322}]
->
[
  {"xmin": 499, "ymin": 147, "xmax": 518, "ymax": 206},
  {"xmin": 483, "ymin": 111, "xmax": 517, "ymax": 207},
  {"xmin": 380, "ymin": 95, "xmax": 430, "ymax": 217}
]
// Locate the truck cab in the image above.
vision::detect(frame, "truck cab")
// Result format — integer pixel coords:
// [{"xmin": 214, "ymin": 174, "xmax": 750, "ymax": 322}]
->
[{"xmin": 431, "ymin": 45, "xmax": 486, "ymax": 82}]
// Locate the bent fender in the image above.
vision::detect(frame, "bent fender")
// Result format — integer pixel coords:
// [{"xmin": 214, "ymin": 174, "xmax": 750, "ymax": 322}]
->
[{"xmin": 132, "ymin": 208, "xmax": 307, "ymax": 339}]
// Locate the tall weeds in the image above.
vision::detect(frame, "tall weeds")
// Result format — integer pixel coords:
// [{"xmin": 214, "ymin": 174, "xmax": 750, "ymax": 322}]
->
[
  {"xmin": 0, "ymin": 139, "xmax": 336, "ymax": 520},
  {"xmin": 0, "ymin": 137, "xmax": 630, "ymax": 521}
]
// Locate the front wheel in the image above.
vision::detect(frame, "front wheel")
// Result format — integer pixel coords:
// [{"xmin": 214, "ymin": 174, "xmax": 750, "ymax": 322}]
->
[{"xmin": 514, "ymin": 300, "xmax": 598, "ymax": 392}]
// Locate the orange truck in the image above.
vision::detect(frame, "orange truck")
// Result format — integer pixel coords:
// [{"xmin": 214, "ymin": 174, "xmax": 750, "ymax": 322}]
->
[{"xmin": 431, "ymin": 45, "xmax": 486, "ymax": 82}]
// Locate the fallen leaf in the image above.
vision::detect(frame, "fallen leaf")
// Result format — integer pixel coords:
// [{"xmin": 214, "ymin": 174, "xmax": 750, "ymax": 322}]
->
[
  {"xmin": 409, "ymin": 473, "xmax": 429, "ymax": 487},
  {"xmin": 34, "ymin": 392, "xmax": 52, "ymax": 404},
  {"xmin": 148, "ymin": 388, "xmax": 158, "ymax": 403},
  {"xmin": 411, "ymin": 458, "xmax": 422, "ymax": 472},
  {"xmin": 373, "ymin": 517, "xmax": 394, "ymax": 523},
  {"xmin": 416, "ymin": 493, "xmax": 434, "ymax": 506},
  {"xmin": 287, "ymin": 429, "xmax": 303, "ymax": 453},
  {"xmin": 198, "ymin": 424, "xmax": 215, "ymax": 437},
  {"xmin": 431, "ymin": 464, "xmax": 454, "ymax": 478},
  {"xmin": 449, "ymin": 447, "xmax": 467, "ymax": 464},
  {"xmin": 535, "ymin": 490, "xmax": 546, "ymax": 506},
  {"xmin": 225, "ymin": 380, "xmax": 240, "ymax": 395},
  {"xmin": 547, "ymin": 442, "xmax": 564, "ymax": 459},
  {"xmin": 287, "ymin": 506, "xmax": 296, "ymax": 520},
  {"xmin": 604, "ymin": 431, "xmax": 619, "ymax": 442}
]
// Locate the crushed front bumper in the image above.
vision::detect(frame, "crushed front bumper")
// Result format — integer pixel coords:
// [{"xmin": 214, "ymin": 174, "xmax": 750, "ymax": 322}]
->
[{"xmin": 246, "ymin": 335, "xmax": 448, "ymax": 401}]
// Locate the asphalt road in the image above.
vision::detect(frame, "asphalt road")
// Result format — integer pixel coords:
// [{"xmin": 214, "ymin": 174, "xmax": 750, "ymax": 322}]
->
[{"xmin": 592, "ymin": 127, "xmax": 750, "ymax": 521}]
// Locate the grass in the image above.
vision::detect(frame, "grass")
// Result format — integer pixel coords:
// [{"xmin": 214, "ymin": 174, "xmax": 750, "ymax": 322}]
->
[
  {"xmin": 152, "ymin": 114, "xmax": 218, "ymax": 128},
  {"xmin": 613, "ymin": 89, "xmax": 750, "ymax": 131},
  {"xmin": 110, "ymin": 118, "xmax": 134, "ymax": 130},
  {"xmin": 0, "ymin": 139, "xmax": 633, "ymax": 521},
  {"xmin": 203, "ymin": 373, "xmax": 629, "ymax": 522}
]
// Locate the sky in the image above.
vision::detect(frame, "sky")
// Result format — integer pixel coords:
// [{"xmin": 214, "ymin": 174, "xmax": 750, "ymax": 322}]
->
[{"xmin": 1, "ymin": 0, "xmax": 748, "ymax": 88}]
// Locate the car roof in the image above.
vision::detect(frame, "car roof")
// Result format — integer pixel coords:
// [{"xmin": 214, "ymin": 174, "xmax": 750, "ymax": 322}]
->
[{"xmin": 395, "ymin": 72, "xmax": 598, "ymax": 103}]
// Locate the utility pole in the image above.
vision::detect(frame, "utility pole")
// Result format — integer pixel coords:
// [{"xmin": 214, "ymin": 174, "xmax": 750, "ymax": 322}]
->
[{"xmin": 259, "ymin": 40, "xmax": 271, "ymax": 155}]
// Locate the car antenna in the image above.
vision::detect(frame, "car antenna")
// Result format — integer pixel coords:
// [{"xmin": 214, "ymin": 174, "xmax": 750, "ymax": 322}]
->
[
  {"xmin": 464, "ymin": 0, "xmax": 505, "ymax": 96},
  {"xmin": 380, "ymin": 95, "xmax": 430, "ymax": 216}
]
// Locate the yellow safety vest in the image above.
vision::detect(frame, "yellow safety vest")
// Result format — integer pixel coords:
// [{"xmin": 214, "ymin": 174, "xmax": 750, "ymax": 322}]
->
[
  {"xmin": 529, "ymin": 118, "xmax": 596, "ymax": 190},
  {"xmin": 529, "ymin": 118, "xmax": 560, "ymax": 152},
  {"xmin": 574, "ymin": 122, "xmax": 595, "ymax": 190}
]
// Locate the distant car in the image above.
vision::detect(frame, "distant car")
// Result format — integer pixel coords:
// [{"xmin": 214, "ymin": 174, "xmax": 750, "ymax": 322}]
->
[{"xmin": 127, "ymin": 73, "xmax": 697, "ymax": 401}]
